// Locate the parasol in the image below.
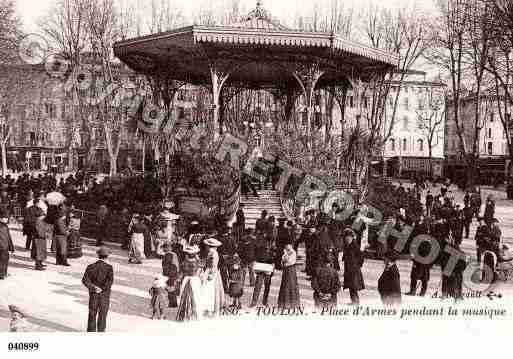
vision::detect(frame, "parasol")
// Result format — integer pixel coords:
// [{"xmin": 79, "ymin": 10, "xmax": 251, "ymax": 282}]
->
[{"xmin": 46, "ymin": 191, "xmax": 66, "ymax": 206}]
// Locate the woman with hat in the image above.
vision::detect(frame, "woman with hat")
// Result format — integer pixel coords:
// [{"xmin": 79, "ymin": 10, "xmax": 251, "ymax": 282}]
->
[
  {"xmin": 378, "ymin": 251, "xmax": 402, "ymax": 307},
  {"xmin": 128, "ymin": 214, "xmax": 146, "ymax": 264},
  {"xmin": 201, "ymin": 237, "xmax": 225, "ymax": 317},
  {"xmin": 176, "ymin": 245, "xmax": 203, "ymax": 322}
]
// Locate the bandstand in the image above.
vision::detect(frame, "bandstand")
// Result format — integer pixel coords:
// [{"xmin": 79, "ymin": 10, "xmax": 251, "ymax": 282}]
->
[
  {"xmin": 113, "ymin": 1, "xmax": 399, "ymax": 222},
  {"xmin": 113, "ymin": 1, "xmax": 398, "ymax": 140}
]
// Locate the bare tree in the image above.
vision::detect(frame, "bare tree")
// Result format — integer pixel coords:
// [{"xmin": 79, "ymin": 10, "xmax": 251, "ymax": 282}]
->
[
  {"xmin": 416, "ymin": 86, "xmax": 446, "ymax": 172},
  {"xmin": 427, "ymin": 0, "xmax": 484, "ymax": 187},
  {"xmin": 483, "ymin": 0, "xmax": 513, "ymax": 182},
  {"xmin": 0, "ymin": 0, "xmax": 23, "ymax": 65}
]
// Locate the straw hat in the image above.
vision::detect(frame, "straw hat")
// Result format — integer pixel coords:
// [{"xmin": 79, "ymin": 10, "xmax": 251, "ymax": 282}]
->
[
  {"xmin": 182, "ymin": 245, "xmax": 200, "ymax": 255},
  {"xmin": 8, "ymin": 305, "xmax": 26, "ymax": 318},
  {"xmin": 204, "ymin": 237, "xmax": 222, "ymax": 247}
]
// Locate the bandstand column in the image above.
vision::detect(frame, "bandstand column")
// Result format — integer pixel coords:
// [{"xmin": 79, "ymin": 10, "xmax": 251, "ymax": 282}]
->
[
  {"xmin": 292, "ymin": 64, "xmax": 324, "ymax": 142},
  {"xmin": 271, "ymin": 87, "xmax": 300, "ymax": 131},
  {"xmin": 331, "ymin": 84, "xmax": 349, "ymax": 138},
  {"xmin": 209, "ymin": 64, "xmax": 232, "ymax": 139}
]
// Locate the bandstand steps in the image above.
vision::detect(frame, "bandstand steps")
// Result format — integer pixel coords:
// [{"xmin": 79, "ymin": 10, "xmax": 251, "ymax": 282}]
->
[{"xmin": 238, "ymin": 189, "xmax": 286, "ymax": 229}]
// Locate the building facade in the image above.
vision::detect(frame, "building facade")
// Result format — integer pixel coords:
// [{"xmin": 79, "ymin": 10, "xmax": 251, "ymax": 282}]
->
[{"xmin": 445, "ymin": 92, "xmax": 511, "ymax": 184}]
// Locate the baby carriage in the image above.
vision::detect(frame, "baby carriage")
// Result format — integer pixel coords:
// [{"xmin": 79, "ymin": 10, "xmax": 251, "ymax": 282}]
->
[{"xmin": 481, "ymin": 245, "xmax": 513, "ymax": 282}]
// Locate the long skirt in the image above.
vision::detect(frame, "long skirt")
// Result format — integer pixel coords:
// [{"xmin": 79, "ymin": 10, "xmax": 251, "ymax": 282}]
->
[
  {"xmin": 30, "ymin": 237, "xmax": 47, "ymax": 262},
  {"xmin": 154, "ymin": 237, "xmax": 170, "ymax": 258},
  {"xmin": 0, "ymin": 250, "xmax": 9, "ymax": 278},
  {"xmin": 176, "ymin": 276, "xmax": 203, "ymax": 322},
  {"xmin": 129, "ymin": 233, "xmax": 146, "ymax": 263},
  {"xmin": 278, "ymin": 264, "xmax": 300, "ymax": 309},
  {"xmin": 201, "ymin": 270, "xmax": 225, "ymax": 315},
  {"xmin": 55, "ymin": 234, "xmax": 68, "ymax": 264},
  {"xmin": 67, "ymin": 230, "xmax": 82, "ymax": 259}
]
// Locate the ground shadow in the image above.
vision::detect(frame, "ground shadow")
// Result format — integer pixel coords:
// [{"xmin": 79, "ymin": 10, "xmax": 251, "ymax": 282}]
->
[
  {"xmin": 48, "ymin": 281, "xmax": 152, "ymax": 319},
  {"xmin": 0, "ymin": 308, "xmax": 79, "ymax": 332}
]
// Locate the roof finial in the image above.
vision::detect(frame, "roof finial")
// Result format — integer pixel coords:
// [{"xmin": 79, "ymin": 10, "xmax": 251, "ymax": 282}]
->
[{"xmin": 247, "ymin": 0, "xmax": 270, "ymax": 21}]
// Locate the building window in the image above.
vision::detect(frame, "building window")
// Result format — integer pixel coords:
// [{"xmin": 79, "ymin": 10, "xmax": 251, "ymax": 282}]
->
[
  {"xmin": 488, "ymin": 142, "xmax": 493, "ymax": 155},
  {"xmin": 403, "ymin": 116, "xmax": 409, "ymax": 130},
  {"xmin": 363, "ymin": 97, "xmax": 369, "ymax": 109},
  {"xmin": 348, "ymin": 96, "xmax": 354, "ymax": 108},
  {"xmin": 402, "ymin": 138, "xmax": 407, "ymax": 152},
  {"xmin": 177, "ymin": 107, "xmax": 185, "ymax": 119},
  {"xmin": 29, "ymin": 132, "xmax": 36, "ymax": 146},
  {"xmin": 403, "ymin": 97, "xmax": 409, "ymax": 110},
  {"xmin": 390, "ymin": 139, "xmax": 395, "ymax": 151},
  {"xmin": 490, "ymin": 113, "xmax": 494, "ymax": 122},
  {"xmin": 418, "ymin": 139, "xmax": 424, "ymax": 151},
  {"xmin": 488, "ymin": 128, "xmax": 492, "ymax": 138}
]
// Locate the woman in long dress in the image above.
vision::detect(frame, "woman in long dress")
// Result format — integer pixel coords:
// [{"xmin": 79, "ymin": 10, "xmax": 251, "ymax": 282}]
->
[
  {"xmin": 277, "ymin": 244, "xmax": 300, "ymax": 309},
  {"xmin": 176, "ymin": 245, "xmax": 203, "ymax": 322},
  {"xmin": 201, "ymin": 238, "xmax": 225, "ymax": 317},
  {"xmin": 128, "ymin": 215, "xmax": 146, "ymax": 264}
]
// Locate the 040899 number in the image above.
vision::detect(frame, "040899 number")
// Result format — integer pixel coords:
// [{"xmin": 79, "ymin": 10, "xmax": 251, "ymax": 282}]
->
[{"xmin": 8, "ymin": 342, "xmax": 39, "ymax": 351}]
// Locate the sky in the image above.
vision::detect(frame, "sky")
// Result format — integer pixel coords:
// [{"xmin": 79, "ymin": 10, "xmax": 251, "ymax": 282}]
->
[{"xmin": 16, "ymin": 0, "xmax": 437, "ymax": 33}]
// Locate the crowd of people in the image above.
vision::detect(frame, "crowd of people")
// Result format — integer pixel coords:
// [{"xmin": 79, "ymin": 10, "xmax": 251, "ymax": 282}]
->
[{"xmin": 2, "ymin": 172, "xmax": 513, "ymax": 331}]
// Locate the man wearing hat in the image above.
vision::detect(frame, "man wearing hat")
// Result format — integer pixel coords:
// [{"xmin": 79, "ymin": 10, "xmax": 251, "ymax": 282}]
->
[
  {"xmin": 378, "ymin": 251, "xmax": 402, "ymax": 307},
  {"xmin": 311, "ymin": 254, "xmax": 341, "ymax": 308},
  {"xmin": 0, "ymin": 208, "xmax": 14, "ymax": 280},
  {"xmin": 342, "ymin": 228, "xmax": 365, "ymax": 305},
  {"xmin": 82, "ymin": 246, "xmax": 114, "ymax": 332}
]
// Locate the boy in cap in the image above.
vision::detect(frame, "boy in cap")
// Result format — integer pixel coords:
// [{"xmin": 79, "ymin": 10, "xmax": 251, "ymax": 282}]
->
[
  {"xmin": 82, "ymin": 246, "xmax": 114, "ymax": 332},
  {"xmin": 9, "ymin": 305, "xmax": 30, "ymax": 332}
]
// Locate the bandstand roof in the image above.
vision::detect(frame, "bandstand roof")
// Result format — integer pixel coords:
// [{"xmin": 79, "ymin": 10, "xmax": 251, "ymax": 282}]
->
[{"xmin": 113, "ymin": 1, "xmax": 399, "ymax": 88}]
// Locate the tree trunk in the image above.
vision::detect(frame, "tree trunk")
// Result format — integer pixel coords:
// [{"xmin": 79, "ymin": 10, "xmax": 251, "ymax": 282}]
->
[
  {"xmin": 142, "ymin": 137, "xmax": 146, "ymax": 173},
  {"xmin": 1, "ymin": 142, "xmax": 7, "ymax": 177},
  {"xmin": 109, "ymin": 155, "xmax": 118, "ymax": 177}
]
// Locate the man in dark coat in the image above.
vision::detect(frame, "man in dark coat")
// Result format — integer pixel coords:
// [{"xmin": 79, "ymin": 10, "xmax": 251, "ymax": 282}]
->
[
  {"xmin": 82, "ymin": 246, "xmax": 114, "ymax": 332},
  {"xmin": 304, "ymin": 226, "xmax": 318, "ymax": 277},
  {"xmin": 406, "ymin": 217, "xmax": 432, "ymax": 296},
  {"xmin": 239, "ymin": 228, "xmax": 256, "ymax": 286},
  {"xmin": 162, "ymin": 243, "xmax": 180, "ymax": 308},
  {"xmin": 484, "ymin": 196, "xmax": 495, "ymax": 225},
  {"xmin": 463, "ymin": 203, "xmax": 473, "ymax": 239},
  {"xmin": 313, "ymin": 221, "xmax": 335, "ymax": 272},
  {"xmin": 425, "ymin": 190, "xmax": 434, "ymax": 216},
  {"xmin": 342, "ymin": 229, "xmax": 365, "ymax": 305},
  {"xmin": 378, "ymin": 251, "xmax": 402, "ymax": 307},
  {"xmin": 311, "ymin": 255, "xmax": 341, "ymax": 308},
  {"xmin": 233, "ymin": 203, "xmax": 245, "ymax": 241},
  {"xmin": 255, "ymin": 210, "xmax": 268, "ymax": 234},
  {"xmin": 0, "ymin": 211, "xmax": 14, "ymax": 280},
  {"xmin": 250, "ymin": 234, "xmax": 275, "ymax": 307}
]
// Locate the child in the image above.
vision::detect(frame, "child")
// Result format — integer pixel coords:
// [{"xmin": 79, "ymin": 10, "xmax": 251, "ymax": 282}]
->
[
  {"xmin": 228, "ymin": 254, "xmax": 244, "ymax": 309},
  {"xmin": 149, "ymin": 275, "xmax": 168, "ymax": 320},
  {"xmin": 9, "ymin": 305, "xmax": 29, "ymax": 332}
]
